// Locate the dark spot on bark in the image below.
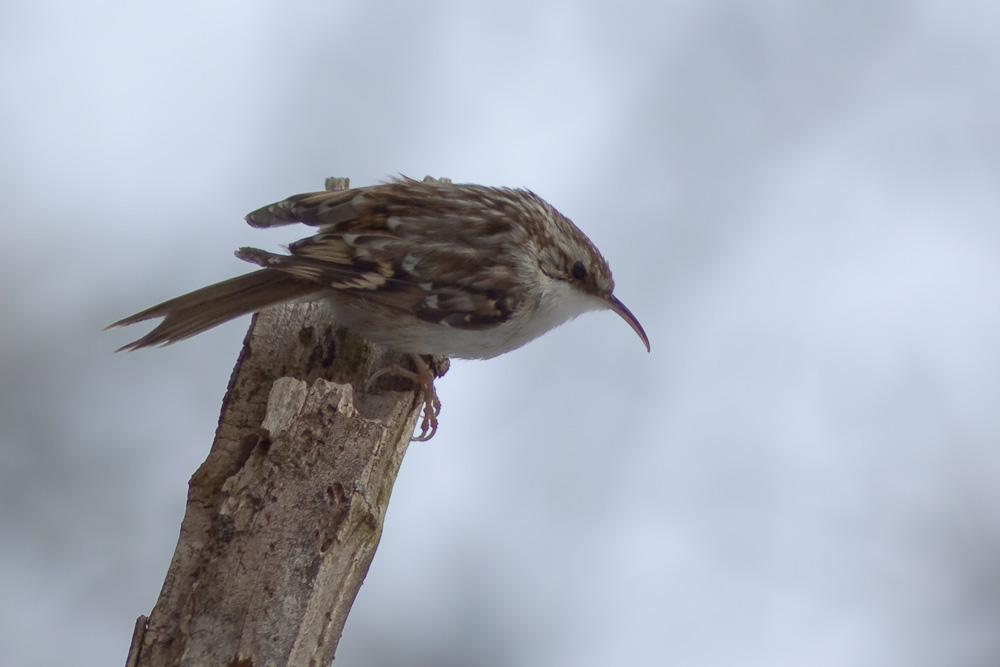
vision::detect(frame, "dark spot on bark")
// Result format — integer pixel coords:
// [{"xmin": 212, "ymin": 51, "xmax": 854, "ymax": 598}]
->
[
  {"xmin": 298, "ymin": 325, "xmax": 315, "ymax": 346},
  {"xmin": 305, "ymin": 325, "xmax": 337, "ymax": 371},
  {"xmin": 239, "ymin": 432, "xmax": 263, "ymax": 462},
  {"xmin": 212, "ymin": 513, "xmax": 237, "ymax": 544}
]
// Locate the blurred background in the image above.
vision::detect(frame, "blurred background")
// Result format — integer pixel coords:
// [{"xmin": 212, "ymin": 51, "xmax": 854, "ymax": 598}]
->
[{"xmin": 3, "ymin": 1, "xmax": 1000, "ymax": 665}]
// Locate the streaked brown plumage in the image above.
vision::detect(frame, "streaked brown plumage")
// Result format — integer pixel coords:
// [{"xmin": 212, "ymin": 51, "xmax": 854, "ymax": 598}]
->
[{"xmin": 111, "ymin": 177, "xmax": 649, "ymax": 439}]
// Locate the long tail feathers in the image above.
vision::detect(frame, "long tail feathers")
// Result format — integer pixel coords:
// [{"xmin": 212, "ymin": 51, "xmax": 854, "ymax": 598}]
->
[{"xmin": 108, "ymin": 270, "xmax": 319, "ymax": 351}]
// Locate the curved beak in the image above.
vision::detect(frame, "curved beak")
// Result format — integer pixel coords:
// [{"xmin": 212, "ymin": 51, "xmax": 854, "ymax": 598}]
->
[{"xmin": 605, "ymin": 294, "xmax": 650, "ymax": 352}]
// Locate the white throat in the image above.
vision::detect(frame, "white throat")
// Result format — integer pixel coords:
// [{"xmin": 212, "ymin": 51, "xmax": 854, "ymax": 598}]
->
[{"xmin": 528, "ymin": 276, "xmax": 604, "ymax": 340}]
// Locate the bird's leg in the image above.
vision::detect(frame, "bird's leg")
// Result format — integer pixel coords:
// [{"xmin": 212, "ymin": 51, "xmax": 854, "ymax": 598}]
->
[{"xmin": 367, "ymin": 354, "xmax": 442, "ymax": 441}]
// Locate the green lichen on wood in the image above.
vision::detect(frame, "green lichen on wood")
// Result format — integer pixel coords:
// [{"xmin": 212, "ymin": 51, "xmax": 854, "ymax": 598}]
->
[{"xmin": 333, "ymin": 328, "xmax": 373, "ymax": 380}]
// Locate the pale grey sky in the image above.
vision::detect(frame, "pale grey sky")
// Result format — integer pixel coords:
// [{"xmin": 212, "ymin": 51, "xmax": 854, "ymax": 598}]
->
[{"xmin": 3, "ymin": 1, "xmax": 1000, "ymax": 665}]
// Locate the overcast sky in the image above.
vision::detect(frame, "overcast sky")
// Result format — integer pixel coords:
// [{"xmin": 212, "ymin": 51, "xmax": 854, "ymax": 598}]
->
[{"xmin": 3, "ymin": 1, "xmax": 1000, "ymax": 666}]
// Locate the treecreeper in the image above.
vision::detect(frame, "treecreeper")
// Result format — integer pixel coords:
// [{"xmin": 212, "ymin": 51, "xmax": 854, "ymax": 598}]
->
[{"xmin": 110, "ymin": 175, "xmax": 650, "ymax": 440}]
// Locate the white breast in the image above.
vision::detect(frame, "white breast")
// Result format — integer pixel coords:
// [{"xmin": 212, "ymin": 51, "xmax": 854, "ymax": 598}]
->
[{"xmin": 322, "ymin": 276, "xmax": 605, "ymax": 360}]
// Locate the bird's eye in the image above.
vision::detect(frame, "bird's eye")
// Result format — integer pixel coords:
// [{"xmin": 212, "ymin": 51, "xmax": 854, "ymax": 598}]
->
[{"xmin": 571, "ymin": 260, "xmax": 587, "ymax": 280}]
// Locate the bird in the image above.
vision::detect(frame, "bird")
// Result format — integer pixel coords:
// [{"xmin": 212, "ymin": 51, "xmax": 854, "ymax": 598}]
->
[{"xmin": 110, "ymin": 176, "xmax": 650, "ymax": 440}]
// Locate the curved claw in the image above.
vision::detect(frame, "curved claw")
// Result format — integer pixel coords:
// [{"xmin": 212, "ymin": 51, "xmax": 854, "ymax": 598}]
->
[{"xmin": 367, "ymin": 354, "xmax": 442, "ymax": 441}]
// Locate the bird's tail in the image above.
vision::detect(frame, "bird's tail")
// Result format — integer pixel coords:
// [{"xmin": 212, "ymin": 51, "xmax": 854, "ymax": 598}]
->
[{"xmin": 108, "ymin": 269, "xmax": 319, "ymax": 351}]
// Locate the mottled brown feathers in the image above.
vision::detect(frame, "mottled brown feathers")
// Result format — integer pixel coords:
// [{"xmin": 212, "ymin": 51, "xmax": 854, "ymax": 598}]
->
[{"xmin": 112, "ymin": 177, "xmax": 647, "ymax": 357}]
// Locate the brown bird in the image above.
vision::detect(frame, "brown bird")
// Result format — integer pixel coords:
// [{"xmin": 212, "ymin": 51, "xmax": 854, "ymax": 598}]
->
[{"xmin": 111, "ymin": 177, "xmax": 649, "ymax": 439}]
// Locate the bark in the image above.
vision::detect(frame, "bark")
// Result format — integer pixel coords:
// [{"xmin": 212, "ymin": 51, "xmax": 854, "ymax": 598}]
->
[{"xmin": 126, "ymin": 177, "xmax": 441, "ymax": 667}]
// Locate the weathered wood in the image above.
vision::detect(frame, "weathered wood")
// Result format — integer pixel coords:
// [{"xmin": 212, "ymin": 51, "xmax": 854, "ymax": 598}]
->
[{"xmin": 128, "ymin": 177, "xmax": 440, "ymax": 667}]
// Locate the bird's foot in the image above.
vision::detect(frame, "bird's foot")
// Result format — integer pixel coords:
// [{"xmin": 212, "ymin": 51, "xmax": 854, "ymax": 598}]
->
[{"xmin": 368, "ymin": 354, "xmax": 442, "ymax": 441}]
